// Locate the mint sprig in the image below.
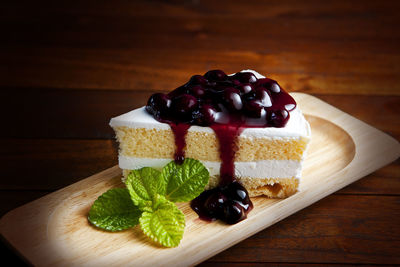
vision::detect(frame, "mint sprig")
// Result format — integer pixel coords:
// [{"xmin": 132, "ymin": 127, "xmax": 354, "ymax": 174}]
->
[
  {"xmin": 87, "ymin": 158, "xmax": 209, "ymax": 247},
  {"xmin": 88, "ymin": 188, "xmax": 141, "ymax": 231},
  {"xmin": 162, "ymin": 158, "xmax": 209, "ymax": 202},
  {"xmin": 140, "ymin": 195, "xmax": 185, "ymax": 247},
  {"xmin": 125, "ymin": 167, "xmax": 165, "ymax": 207}
]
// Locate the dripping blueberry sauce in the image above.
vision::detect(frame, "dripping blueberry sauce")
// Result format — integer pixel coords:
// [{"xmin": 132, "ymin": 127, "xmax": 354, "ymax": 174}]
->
[
  {"xmin": 145, "ymin": 70, "xmax": 296, "ymax": 224},
  {"xmin": 170, "ymin": 123, "xmax": 190, "ymax": 164}
]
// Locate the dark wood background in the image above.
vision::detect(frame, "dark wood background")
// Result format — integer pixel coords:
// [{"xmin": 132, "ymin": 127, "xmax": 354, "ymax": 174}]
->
[{"xmin": 1, "ymin": 0, "xmax": 399, "ymax": 266}]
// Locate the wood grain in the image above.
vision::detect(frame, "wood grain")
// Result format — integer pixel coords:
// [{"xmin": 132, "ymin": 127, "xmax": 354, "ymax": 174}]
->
[
  {"xmin": 1, "ymin": 94, "xmax": 399, "ymax": 266},
  {"xmin": 1, "ymin": 1, "xmax": 400, "ymax": 94},
  {"xmin": 204, "ymin": 195, "xmax": 400, "ymax": 264},
  {"xmin": 0, "ymin": 139, "xmax": 117, "ymax": 190}
]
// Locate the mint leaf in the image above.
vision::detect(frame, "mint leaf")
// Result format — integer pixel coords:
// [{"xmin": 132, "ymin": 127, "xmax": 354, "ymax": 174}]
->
[
  {"xmin": 139, "ymin": 195, "xmax": 185, "ymax": 247},
  {"xmin": 162, "ymin": 158, "xmax": 209, "ymax": 202},
  {"xmin": 88, "ymin": 188, "xmax": 141, "ymax": 231},
  {"xmin": 125, "ymin": 167, "xmax": 165, "ymax": 208}
]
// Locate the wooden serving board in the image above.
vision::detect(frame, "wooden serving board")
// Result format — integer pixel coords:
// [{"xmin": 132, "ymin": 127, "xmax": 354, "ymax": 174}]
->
[{"xmin": 1, "ymin": 93, "xmax": 399, "ymax": 267}]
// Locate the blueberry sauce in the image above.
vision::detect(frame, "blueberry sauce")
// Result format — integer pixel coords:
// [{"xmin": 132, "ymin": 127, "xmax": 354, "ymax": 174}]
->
[
  {"xmin": 170, "ymin": 123, "xmax": 190, "ymax": 164},
  {"xmin": 145, "ymin": 70, "xmax": 296, "ymax": 224}
]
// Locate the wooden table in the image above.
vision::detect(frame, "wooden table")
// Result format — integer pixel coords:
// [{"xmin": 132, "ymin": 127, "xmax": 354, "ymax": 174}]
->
[{"xmin": 1, "ymin": 1, "xmax": 399, "ymax": 265}]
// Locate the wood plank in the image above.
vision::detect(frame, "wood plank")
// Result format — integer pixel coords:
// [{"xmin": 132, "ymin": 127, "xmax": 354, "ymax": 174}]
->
[
  {"xmin": 2, "ymin": 1, "xmax": 399, "ymax": 43},
  {"xmin": 1, "ymin": 1, "xmax": 400, "ymax": 94},
  {"xmin": 2, "ymin": 46, "xmax": 399, "ymax": 95},
  {"xmin": 0, "ymin": 139, "xmax": 117, "ymax": 190},
  {"xmin": 316, "ymin": 95, "xmax": 400, "ymax": 139},
  {"xmin": 2, "ymin": 195, "xmax": 399, "ymax": 266},
  {"xmin": 1, "ymin": 93, "xmax": 399, "ymax": 266},
  {"xmin": 205, "ymin": 195, "xmax": 400, "ymax": 265},
  {"xmin": 1, "ymin": 90, "xmax": 399, "ymax": 139},
  {"xmin": 338, "ymin": 159, "xmax": 400, "ymax": 195},
  {"xmin": 3, "ymin": 0, "xmax": 400, "ymax": 19}
]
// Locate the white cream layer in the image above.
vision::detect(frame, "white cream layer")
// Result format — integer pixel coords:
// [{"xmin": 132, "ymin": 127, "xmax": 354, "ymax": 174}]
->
[
  {"xmin": 110, "ymin": 106, "xmax": 310, "ymax": 138},
  {"xmin": 119, "ymin": 156, "xmax": 302, "ymax": 179}
]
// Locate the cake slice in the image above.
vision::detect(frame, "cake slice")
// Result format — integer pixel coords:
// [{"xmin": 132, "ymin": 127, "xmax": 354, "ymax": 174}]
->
[{"xmin": 110, "ymin": 70, "xmax": 310, "ymax": 198}]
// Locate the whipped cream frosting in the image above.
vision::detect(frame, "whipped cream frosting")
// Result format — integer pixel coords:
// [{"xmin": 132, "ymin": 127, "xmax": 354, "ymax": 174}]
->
[{"xmin": 110, "ymin": 105, "xmax": 310, "ymax": 138}]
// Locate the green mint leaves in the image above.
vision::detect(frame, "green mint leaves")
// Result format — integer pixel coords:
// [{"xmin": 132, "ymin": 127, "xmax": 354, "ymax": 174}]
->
[
  {"xmin": 88, "ymin": 188, "xmax": 141, "ymax": 231},
  {"xmin": 140, "ymin": 196, "xmax": 185, "ymax": 247},
  {"xmin": 88, "ymin": 158, "xmax": 209, "ymax": 247},
  {"xmin": 125, "ymin": 167, "xmax": 165, "ymax": 207},
  {"xmin": 162, "ymin": 158, "xmax": 209, "ymax": 202}
]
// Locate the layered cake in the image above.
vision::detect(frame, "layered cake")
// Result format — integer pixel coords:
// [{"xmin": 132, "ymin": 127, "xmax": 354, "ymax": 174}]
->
[{"xmin": 110, "ymin": 70, "xmax": 310, "ymax": 202}]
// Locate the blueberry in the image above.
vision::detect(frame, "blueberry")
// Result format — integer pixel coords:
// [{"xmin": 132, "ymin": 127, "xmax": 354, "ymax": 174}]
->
[
  {"xmin": 285, "ymin": 103, "xmax": 296, "ymax": 111},
  {"xmin": 223, "ymin": 87, "xmax": 243, "ymax": 111},
  {"xmin": 270, "ymin": 83, "xmax": 281, "ymax": 93},
  {"xmin": 254, "ymin": 87, "xmax": 272, "ymax": 107},
  {"xmin": 188, "ymin": 75, "xmax": 208, "ymax": 86},
  {"xmin": 224, "ymin": 181, "xmax": 251, "ymax": 205},
  {"xmin": 267, "ymin": 109, "xmax": 290, "ymax": 127},
  {"xmin": 243, "ymin": 99, "xmax": 264, "ymax": 118},
  {"xmin": 145, "ymin": 93, "xmax": 171, "ymax": 115},
  {"xmin": 204, "ymin": 70, "xmax": 227, "ymax": 81},
  {"xmin": 204, "ymin": 191, "xmax": 227, "ymax": 218},
  {"xmin": 171, "ymin": 94, "xmax": 198, "ymax": 118},
  {"xmin": 230, "ymin": 79, "xmax": 241, "ymax": 86},
  {"xmin": 258, "ymin": 78, "xmax": 281, "ymax": 93},
  {"xmin": 235, "ymin": 72, "xmax": 257, "ymax": 83},
  {"xmin": 223, "ymin": 200, "xmax": 246, "ymax": 224},
  {"xmin": 215, "ymin": 80, "xmax": 233, "ymax": 87},
  {"xmin": 168, "ymin": 86, "xmax": 188, "ymax": 99},
  {"xmin": 237, "ymin": 83, "xmax": 253, "ymax": 95},
  {"xmin": 189, "ymin": 85, "xmax": 206, "ymax": 98},
  {"xmin": 197, "ymin": 104, "xmax": 217, "ymax": 125}
]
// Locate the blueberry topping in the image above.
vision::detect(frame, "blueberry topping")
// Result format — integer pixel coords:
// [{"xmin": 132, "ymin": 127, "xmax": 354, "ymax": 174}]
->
[
  {"xmin": 230, "ymin": 79, "xmax": 241, "ymax": 86},
  {"xmin": 189, "ymin": 85, "xmax": 206, "ymax": 98},
  {"xmin": 224, "ymin": 181, "xmax": 251, "ymax": 206},
  {"xmin": 223, "ymin": 87, "xmax": 243, "ymax": 111},
  {"xmin": 267, "ymin": 109, "xmax": 290, "ymax": 127},
  {"xmin": 198, "ymin": 104, "xmax": 217, "ymax": 125},
  {"xmin": 168, "ymin": 85, "xmax": 188, "ymax": 99},
  {"xmin": 204, "ymin": 191, "xmax": 227, "ymax": 217},
  {"xmin": 145, "ymin": 93, "xmax": 171, "ymax": 115},
  {"xmin": 223, "ymin": 200, "xmax": 246, "ymax": 224},
  {"xmin": 243, "ymin": 99, "xmax": 264, "ymax": 118},
  {"xmin": 204, "ymin": 70, "xmax": 227, "ymax": 81},
  {"xmin": 171, "ymin": 94, "xmax": 198, "ymax": 119},
  {"xmin": 285, "ymin": 103, "xmax": 296, "ymax": 111},
  {"xmin": 237, "ymin": 83, "xmax": 253, "ymax": 95},
  {"xmin": 270, "ymin": 83, "xmax": 281, "ymax": 93},
  {"xmin": 191, "ymin": 181, "xmax": 253, "ymax": 224},
  {"xmin": 254, "ymin": 87, "xmax": 272, "ymax": 107},
  {"xmin": 146, "ymin": 70, "xmax": 295, "ymax": 128},
  {"xmin": 188, "ymin": 74, "xmax": 208, "ymax": 86},
  {"xmin": 258, "ymin": 78, "xmax": 281, "ymax": 93},
  {"xmin": 235, "ymin": 72, "xmax": 257, "ymax": 83}
]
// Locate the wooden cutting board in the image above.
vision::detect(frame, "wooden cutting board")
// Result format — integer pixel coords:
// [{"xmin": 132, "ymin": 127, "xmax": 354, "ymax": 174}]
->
[{"xmin": 1, "ymin": 93, "xmax": 399, "ymax": 267}]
